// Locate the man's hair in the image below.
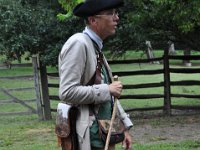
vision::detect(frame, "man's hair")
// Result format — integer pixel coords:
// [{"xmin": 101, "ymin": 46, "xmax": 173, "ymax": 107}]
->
[{"xmin": 84, "ymin": 18, "xmax": 89, "ymax": 25}]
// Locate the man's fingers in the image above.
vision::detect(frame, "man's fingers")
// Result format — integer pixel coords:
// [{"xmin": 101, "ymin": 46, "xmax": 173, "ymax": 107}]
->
[{"xmin": 108, "ymin": 81, "xmax": 123, "ymax": 98}]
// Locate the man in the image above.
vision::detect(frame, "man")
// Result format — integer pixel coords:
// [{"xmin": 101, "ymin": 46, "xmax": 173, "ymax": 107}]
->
[{"xmin": 59, "ymin": 0, "xmax": 133, "ymax": 149}]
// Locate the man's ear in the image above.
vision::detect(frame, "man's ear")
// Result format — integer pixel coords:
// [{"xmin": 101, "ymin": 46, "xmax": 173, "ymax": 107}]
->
[{"xmin": 88, "ymin": 16, "xmax": 97, "ymax": 25}]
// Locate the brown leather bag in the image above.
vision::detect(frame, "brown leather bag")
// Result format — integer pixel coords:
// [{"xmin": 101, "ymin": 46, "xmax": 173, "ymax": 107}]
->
[
  {"xmin": 57, "ymin": 136, "xmax": 72, "ymax": 150},
  {"xmin": 98, "ymin": 119, "xmax": 125, "ymax": 144},
  {"xmin": 55, "ymin": 104, "xmax": 79, "ymax": 150}
]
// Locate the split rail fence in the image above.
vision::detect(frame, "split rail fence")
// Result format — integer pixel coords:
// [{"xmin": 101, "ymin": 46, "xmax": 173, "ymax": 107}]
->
[
  {"xmin": 34, "ymin": 49, "xmax": 200, "ymax": 120},
  {"xmin": 1, "ymin": 49, "xmax": 199, "ymax": 120}
]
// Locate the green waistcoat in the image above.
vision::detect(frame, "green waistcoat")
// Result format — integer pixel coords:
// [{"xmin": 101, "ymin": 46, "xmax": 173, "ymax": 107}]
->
[{"xmin": 90, "ymin": 65, "xmax": 112, "ymax": 148}]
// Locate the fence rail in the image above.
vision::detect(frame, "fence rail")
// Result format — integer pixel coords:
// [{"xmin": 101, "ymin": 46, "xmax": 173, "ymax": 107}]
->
[
  {"xmin": 113, "ymin": 69, "xmax": 164, "ymax": 76},
  {"xmin": 107, "ymin": 57, "xmax": 163, "ymax": 64},
  {"xmin": 0, "ymin": 87, "xmax": 37, "ymax": 116},
  {"xmin": 0, "ymin": 63, "xmax": 32, "ymax": 69}
]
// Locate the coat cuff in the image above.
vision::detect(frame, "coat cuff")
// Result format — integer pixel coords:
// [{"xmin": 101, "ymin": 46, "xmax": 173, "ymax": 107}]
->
[
  {"xmin": 92, "ymin": 84, "xmax": 111, "ymax": 104},
  {"xmin": 121, "ymin": 113, "xmax": 133, "ymax": 130}
]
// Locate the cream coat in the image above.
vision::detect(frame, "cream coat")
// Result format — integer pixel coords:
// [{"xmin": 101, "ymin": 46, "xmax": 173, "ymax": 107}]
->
[{"xmin": 59, "ymin": 33, "xmax": 133, "ymax": 150}]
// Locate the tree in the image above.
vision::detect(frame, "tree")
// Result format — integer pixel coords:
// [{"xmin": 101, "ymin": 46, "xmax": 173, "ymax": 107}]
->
[
  {"xmin": 0, "ymin": 0, "xmax": 78, "ymax": 66},
  {"xmin": 126, "ymin": 0, "xmax": 200, "ymax": 51},
  {"xmin": 1, "ymin": 0, "xmax": 199, "ymax": 67}
]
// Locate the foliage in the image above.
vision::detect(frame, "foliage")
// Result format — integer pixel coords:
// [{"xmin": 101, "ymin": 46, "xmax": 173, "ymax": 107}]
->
[
  {"xmin": 104, "ymin": 0, "xmax": 147, "ymax": 56},
  {"xmin": 0, "ymin": 0, "xmax": 74, "ymax": 66},
  {"xmin": 127, "ymin": 0, "xmax": 200, "ymax": 50},
  {"xmin": 57, "ymin": 0, "xmax": 83, "ymax": 20},
  {"xmin": 0, "ymin": 0, "xmax": 87, "ymax": 66},
  {"xmin": 1, "ymin": 0, "xmax": 200, "ymax": 67}
]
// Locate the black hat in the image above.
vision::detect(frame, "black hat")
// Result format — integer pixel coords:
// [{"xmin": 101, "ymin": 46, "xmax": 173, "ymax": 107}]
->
[{"xmin": 73, "ymin": 0, "xmax": 124, "ymax": 17}]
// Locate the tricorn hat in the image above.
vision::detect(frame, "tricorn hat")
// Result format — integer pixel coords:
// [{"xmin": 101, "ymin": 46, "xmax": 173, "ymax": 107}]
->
[{"xmin": 73, "ymin": 0, "xmax": 124, "ymax": 17}]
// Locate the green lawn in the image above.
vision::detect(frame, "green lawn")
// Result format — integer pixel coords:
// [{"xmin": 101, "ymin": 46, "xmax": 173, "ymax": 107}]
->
[{"xmin": 0, "ymin": 115, "xmax": 57, "ymax": 150}]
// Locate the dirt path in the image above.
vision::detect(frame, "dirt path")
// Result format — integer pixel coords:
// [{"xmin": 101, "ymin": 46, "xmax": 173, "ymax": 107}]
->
[{"xmin": 130, "ymin": 113, "xmax": 200, "ymax": 144}]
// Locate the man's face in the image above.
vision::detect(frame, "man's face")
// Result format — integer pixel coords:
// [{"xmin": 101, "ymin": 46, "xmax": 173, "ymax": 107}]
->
[{"xmin": 92, "ymin": 9, "xmax": 119, "ymax": 39}]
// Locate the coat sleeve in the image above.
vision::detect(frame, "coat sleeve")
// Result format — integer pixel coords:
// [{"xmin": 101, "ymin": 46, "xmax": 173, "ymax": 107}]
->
[
  {"xmin": 59, "ymin": 38, "xmax": 111, "ymax": 105},
  {"xmin": 117, "ymin": 100, "xmax": 133, "ymax": 129}
]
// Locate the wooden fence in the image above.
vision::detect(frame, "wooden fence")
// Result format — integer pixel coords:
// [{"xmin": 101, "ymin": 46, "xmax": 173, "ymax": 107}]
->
[
  {"xmin": 34, "ymin": 49, "xmax": 200, "ymax": 120},
  {"xmin": 1, "ymin": 50, "xmax": 199, "ymax": 120},
  {"xmin": 0, "ymin": 60, "xmax": 43, "ymax": 120}
]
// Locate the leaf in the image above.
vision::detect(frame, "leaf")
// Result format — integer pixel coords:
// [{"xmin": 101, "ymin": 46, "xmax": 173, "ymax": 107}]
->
[{"xmin": 57, "ymin": 12, "xmax": 72, "ymax": 20}]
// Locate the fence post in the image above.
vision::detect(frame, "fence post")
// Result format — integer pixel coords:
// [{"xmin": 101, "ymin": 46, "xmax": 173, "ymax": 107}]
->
[
  {"xmin": 32, "ymin": 55, "xmax": 44, "ymax": 120},
  {"xmin": 183, "ymin": 49, "xmax": 192, "ymax": 67},
  {"xmin": 163, "ymin": 47, "xmax": 171, "ymax": 116},
  {"xmin": 39, "ymin": 60, "xmax": 52, "ymax": 120}
]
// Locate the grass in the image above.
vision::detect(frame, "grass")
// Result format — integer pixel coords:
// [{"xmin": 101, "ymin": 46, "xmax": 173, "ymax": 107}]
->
[
  {"xmin": 129, "ymin": 140, "xmax": 200, "ymax": 150},
  {"xmin": 0, "ymin": 67, "xmax": 33, "ymax": 77},
  {"xmin": 0, "ymin": 115, "xmax": 200, "ymax": 150},
  {"xmin": 0, "ymin": 114, "xmax": 200, "ymax": 150},
  {"xmin": 0, "ymin": 50, "xmax": 200, "ymax": 149},
  {"xmin": 0, "ymin": 115, "xmax": 57, "ymax": 150},
  {"xmin": 115, "ymin": 140, "xmax": 200, "ymax": 150}
]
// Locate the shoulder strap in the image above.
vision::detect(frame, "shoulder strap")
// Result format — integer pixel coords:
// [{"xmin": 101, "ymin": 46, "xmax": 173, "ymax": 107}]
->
[
  {"xmin": 83, "ymin": 32, "xmax": 112, "ymax": 84},
  {"xmin": 83, "ymin": 33, "xmax": 104, "ymax": 85}
]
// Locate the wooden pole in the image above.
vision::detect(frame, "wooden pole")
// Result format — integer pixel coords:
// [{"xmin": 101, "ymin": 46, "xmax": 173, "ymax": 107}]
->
[
  {"xmin": 104, "ymin": 76, "xmax": 118, "ymax": 150},
  {"xmin": 32, "ymin": 55, "xmax": 44, "ymax": 120},
  {"xmin": 39, "ymin": 60, "xmax": 52, "ymax": 120},
  {"xmin": 163, "ymin": 47, "xmax": 171, "ymax": 116}
]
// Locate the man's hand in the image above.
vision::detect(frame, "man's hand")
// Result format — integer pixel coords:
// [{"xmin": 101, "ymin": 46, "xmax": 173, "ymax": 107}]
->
[
  {"xmin": 122, "ymin": 130, "xmax": 132, "ymax": 150},
  {"xmin": 108, "ymin": 81, "xmax": 123, "ymax": 98}
]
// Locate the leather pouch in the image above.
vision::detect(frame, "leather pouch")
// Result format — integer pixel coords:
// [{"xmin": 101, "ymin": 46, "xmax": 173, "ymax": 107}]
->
[{"xmin": 98, "ymin": 119, "xmax": 125, "ymax": 145}]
